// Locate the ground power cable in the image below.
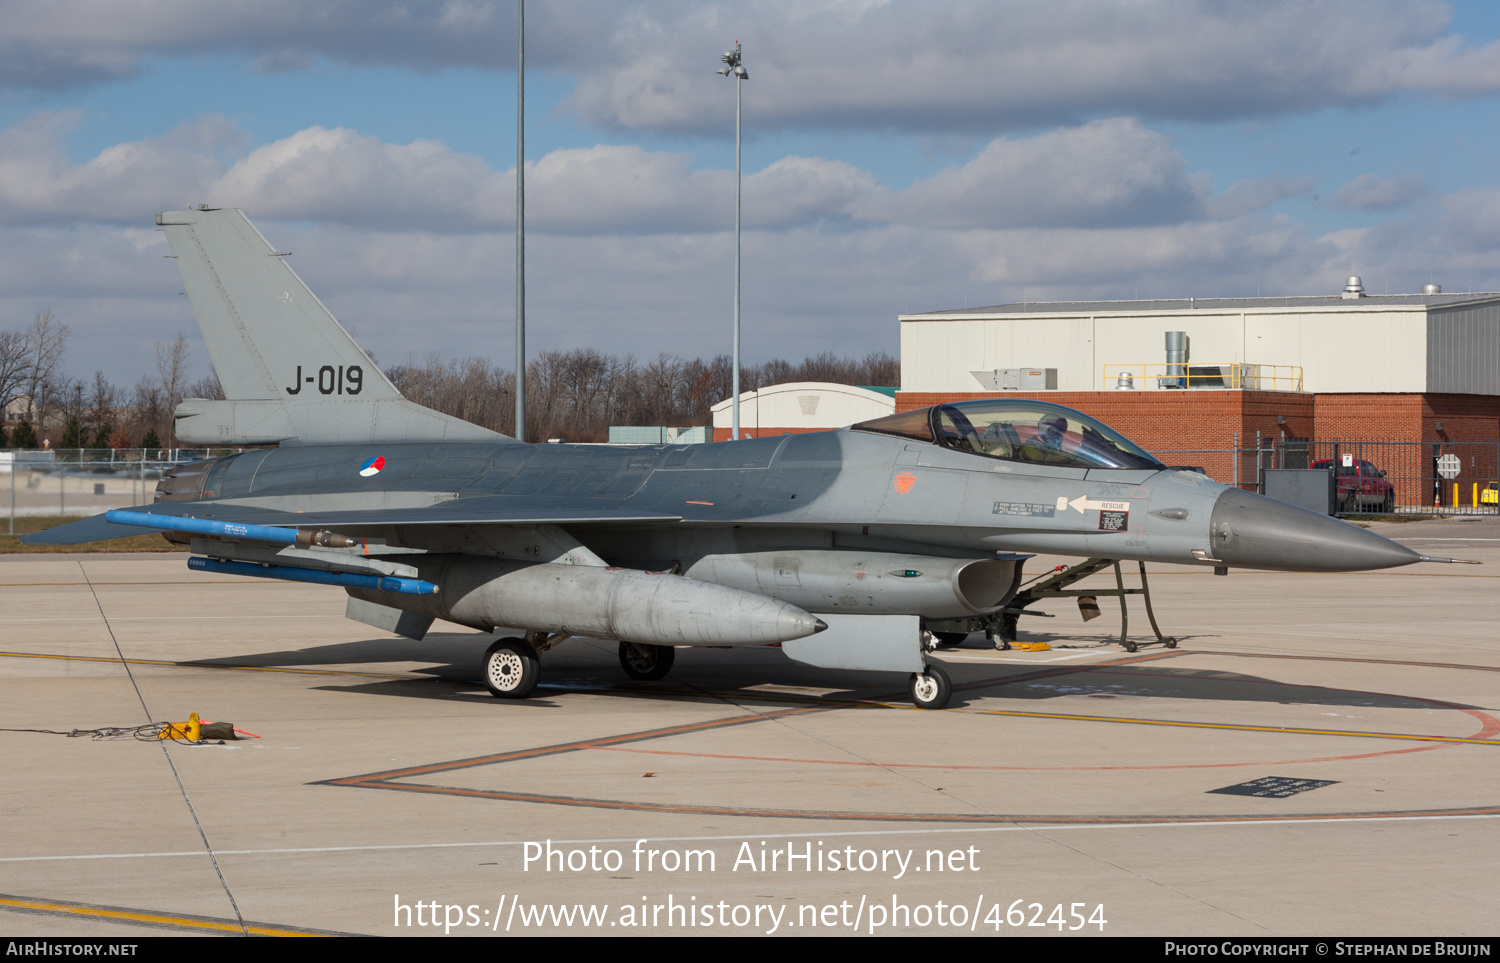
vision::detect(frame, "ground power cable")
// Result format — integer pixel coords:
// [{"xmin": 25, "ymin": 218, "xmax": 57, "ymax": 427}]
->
[{"xmin": 76, "ymin": 560, "xmax": 250, "ymax": 937}]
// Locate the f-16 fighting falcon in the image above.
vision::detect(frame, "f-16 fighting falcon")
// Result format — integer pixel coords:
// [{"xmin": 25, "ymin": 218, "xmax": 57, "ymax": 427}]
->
[{"xmin": 27, "ymin": 209, "xmax": 1470, "ymax": 709}]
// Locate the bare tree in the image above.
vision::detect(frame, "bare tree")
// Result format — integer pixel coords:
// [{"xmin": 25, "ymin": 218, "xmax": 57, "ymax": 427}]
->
[
  {"xmin": 22, "ymin": 308, "xmax": 69, "ymax": 426},
  {"xmin": 87, "ymin": 371, "xmax": 119, "ymax": 446},
  {"xmin": 0, "ymin": 328, "xmax": 28, "ymax": 411},
  {"xmin": 131, "ymin": 375, "xmax": 165, "ymax": 447},
  {"xmin": 154, "ymin": 333, "xmax": 189, "ymax": 447},
  {"xmin": 186, "ymin": 364, "xmax": 225, "ymax": 401},
  {"xmin": 377, "ymin": 349, "xmax": 898, "ymax": 442}
]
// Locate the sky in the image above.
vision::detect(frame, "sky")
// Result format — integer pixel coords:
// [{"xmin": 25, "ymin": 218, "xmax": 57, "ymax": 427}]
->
[{"xmin": 5, "ymin": 0, "xmax": 1500, "ymax": 387}]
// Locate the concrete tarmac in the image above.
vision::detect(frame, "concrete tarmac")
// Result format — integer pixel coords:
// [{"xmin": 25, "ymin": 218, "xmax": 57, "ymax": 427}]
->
[{"xmin": 2, "ymin": 515, "xmax": 1498, "ymax": 937}]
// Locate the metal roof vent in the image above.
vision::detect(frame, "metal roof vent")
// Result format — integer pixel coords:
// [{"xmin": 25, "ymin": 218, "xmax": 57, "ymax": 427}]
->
[
  {"xmin": 1342, "ymin": 275, "xmax": 1366, "ymax": 299},
  {"xmin": 1422, "ymin": 282, "xmax": 1442, "ymax": 295}
]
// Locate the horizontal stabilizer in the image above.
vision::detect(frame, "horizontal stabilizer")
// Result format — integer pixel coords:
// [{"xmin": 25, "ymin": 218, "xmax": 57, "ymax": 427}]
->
[{"xmin": 21, "ymin": 511, "xmax": 161, "ymax": 546}]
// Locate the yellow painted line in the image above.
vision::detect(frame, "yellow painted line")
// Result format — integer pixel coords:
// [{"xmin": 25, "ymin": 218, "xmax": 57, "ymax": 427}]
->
[
  {"xmin": 0, "ymin": 650, "xmax": 409, "ymax": 679},
  {"xmin": 950, "ymin": 707, "xmax": 1500, "ymax": 745},
  {"xmin": 0, "ymin": 895, "xmax": 326, "ymax": 936}
]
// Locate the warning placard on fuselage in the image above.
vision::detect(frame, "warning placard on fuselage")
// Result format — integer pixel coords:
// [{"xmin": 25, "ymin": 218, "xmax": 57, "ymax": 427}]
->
[
  {"xmin": 1098, "ymin": 510, "xmax": 1128, "ymax": 531},
  {"xmin": 993, "ymin": 501, "xmax": 1057, "ymax": 518}
]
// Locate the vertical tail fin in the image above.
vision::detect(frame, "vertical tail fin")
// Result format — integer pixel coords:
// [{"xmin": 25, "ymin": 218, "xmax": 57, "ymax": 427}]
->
[{"xmin": 159, "ymin": 208, "xmax": 507, "ymax": 446}]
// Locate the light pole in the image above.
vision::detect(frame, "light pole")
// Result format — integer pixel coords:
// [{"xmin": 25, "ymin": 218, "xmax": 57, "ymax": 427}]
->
[
  {"xmin": 515, "ymin": 0, "xmax": 526, "ymax": 443},
  {"xmin": 717, "ymin": 43, "xmax": 747, "ymax": 440}
]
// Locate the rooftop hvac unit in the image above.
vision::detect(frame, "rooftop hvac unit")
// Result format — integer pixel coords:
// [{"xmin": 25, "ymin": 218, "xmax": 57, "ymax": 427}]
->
[{"xmin": 970, "ymin": 368, "xmax": 1058, "ymax": 391}]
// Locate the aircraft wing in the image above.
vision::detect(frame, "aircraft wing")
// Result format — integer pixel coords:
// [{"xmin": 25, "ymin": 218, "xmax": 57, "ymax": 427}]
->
[{"xmin": 22, "ymin": 498, "xmax": 685, "ymax": 546}]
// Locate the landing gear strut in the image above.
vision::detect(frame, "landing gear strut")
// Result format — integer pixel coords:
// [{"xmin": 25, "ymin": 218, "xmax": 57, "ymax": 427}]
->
[{"xmin": 995, "ymin": 558, "xmax": 1177, "ymax": 653}]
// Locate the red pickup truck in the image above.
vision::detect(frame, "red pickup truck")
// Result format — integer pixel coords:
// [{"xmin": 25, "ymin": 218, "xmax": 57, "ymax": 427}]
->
[{"xmin": 1311, "ymin": 458, "xmax": 1396, "ymax": 513}]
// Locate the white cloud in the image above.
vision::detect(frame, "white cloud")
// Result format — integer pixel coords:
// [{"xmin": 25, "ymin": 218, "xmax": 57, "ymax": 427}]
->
[
  {"xmin": 212, "ymin": 127, "xmax": 512, "ymax": 231},
  {"xmin": 564, "ymin": 0, "xmax": 1500, "ymax": 135},
  {"xmin": 9, "ymin": 110, "xmax": 1500, "ymax": 388},
  {"xmin": 1204, "ymin": 175, "xmax": 1317, "ymax": 219},
  {"xmin": 8, "ymin": 114, "xmax": 1212, "ymax": 235},
  {"xmin": 0, "ymin": 112, "xmax": 236, "ymax": 225},
  {"xmin": 5, "ymin": 2, "xmax": 1500, "ymax": 135},
  {"xmin": 874, "ymin": 119, "xmax": 1202, "ymax": 228},
  {"xmin": 1329, "ymin": 172, "xmax": 1427, "ymax": 211}
]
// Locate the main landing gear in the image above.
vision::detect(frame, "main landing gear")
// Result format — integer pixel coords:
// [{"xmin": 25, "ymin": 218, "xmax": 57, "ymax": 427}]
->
[
  {"xmin": 619, "ymin": 642, "xmax": 676, "ymax": 680},
  {"xmin": 483, "ymin": 637, "xmax": 540, "ymax": 698},
  {"xmin": 483, "ymin": 634, "xmax": 953, "ymax": 709}
]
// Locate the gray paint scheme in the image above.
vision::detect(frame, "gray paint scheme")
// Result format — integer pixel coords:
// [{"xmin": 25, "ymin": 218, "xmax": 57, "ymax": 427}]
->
[
  {"xmin": 23, "ymin": 207, "xmax": 1448, "ymax": 693},
  {"xmin": 160, "ymin": 208, "xmax": 505, "ymax": 445},
  {"xmin": 34, "ymin": 426, "xmax": 1421, "ymax": 573}
]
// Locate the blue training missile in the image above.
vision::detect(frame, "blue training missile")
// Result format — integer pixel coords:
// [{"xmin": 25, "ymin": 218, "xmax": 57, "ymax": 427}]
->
[
  {"xmin": 187, "ymin": 557, "xmax": 438, "ymax": 595},
  {"xmin": 106, "ymin": 509, "xmax": 356, "ymax": 548}
]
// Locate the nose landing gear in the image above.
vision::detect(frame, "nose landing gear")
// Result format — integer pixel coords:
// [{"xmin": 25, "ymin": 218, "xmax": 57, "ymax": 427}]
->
[{"xmin": 909, "ymin": 661, "xmax": 952, "ymax": 709}]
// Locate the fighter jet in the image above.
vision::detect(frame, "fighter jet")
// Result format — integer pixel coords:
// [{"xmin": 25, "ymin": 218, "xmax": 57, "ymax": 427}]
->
[{"xmin": 27, "ymin": 209, "xmax": 1468, "ymax": 709}]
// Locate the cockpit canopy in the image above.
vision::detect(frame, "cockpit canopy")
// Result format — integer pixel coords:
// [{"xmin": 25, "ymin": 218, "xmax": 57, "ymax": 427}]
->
[{"xmin": 851, "ymin": 399, "xmax": 1165, "ymax": 471}]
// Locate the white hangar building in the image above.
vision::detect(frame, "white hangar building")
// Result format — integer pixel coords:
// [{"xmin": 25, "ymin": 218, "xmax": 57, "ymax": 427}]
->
[
  {"xmin": 710, "ymin": 383, "xmax": 896, "ymax": 441},
  {"xmin": 898, "ymin": 280, "xmax": 1500, "ymax": 396}
]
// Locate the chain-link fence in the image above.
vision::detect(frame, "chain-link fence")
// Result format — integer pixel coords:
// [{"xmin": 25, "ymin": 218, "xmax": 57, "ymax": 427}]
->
[
  {"xmin": 2, "ymin": 448, "xmax": 244, "ymax": 533},
  {"xmin": 1150, "ymin": 437, "xmax": 1500, "ymax": 515}
]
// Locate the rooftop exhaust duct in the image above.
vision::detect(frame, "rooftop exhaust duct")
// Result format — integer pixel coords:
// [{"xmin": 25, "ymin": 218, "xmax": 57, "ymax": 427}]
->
[
  {"xmin": 1342, "ymin": 275, "xmax": 1366, "ymax": 299},
  {"xmin": 1422, "ymin": 283, "xmax": 1441, "ymax": 295},
  {"xmin": 1164, "ymin": 331, "xmax": 1188, "ymax": 388}
]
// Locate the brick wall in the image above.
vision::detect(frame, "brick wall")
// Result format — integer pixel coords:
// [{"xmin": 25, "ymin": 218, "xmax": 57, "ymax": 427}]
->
[
  {"xmin": 893, "ymin": 390, "xmax": 1499, "ymax": 446},
  {"xmin": 712, "ymin": 390, "xmax": 1498, "ymax": 492},
  {"xmin": 893, "ymin": 390, "xmax": 1313, "ymax": 452},
  {"xmin": 883, "ymin": 389, "xmax": 1499, "ymax": 488},
  {"xmin": 712, "ymin": 426, "xmax": 827, "ymax": 442}
]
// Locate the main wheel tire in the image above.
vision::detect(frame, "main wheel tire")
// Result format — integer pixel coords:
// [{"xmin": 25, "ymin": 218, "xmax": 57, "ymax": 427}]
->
[
  {"xmin": 619, "ymin": 642, "xmax": 676, "ymax": 681},
  {"xmin": 483, "ymin": 637, "xmax": 540, "ymax": 699},
  {"xmin": 908, "ymin": 662, "xmax": 952, "ymax": 710},
  {"xmin": 931, "ymin": 631, "xmax": 968, "ymax": 648}
]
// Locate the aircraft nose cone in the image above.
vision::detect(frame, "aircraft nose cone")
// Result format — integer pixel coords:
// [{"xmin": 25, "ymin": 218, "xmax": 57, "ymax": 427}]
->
[{"xmin": 1208, "ymin": 487, "xmax": 1421, "ymax": 572}]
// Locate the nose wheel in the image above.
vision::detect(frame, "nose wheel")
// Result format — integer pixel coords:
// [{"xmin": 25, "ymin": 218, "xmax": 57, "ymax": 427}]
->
[{"xmin": 909, "ymin": 662, "xmax": 952, "ymax": 709}]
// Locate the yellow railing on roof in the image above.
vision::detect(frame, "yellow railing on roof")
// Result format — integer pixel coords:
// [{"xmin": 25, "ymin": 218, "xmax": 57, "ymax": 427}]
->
[{"xmin": 1101, "ymin": 363, "xmax": 1304, "ymax": 392}]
